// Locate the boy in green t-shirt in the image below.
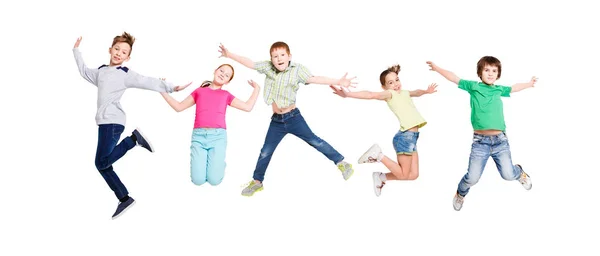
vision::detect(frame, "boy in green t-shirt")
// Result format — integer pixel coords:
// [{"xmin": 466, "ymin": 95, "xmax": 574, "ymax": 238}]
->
[{"xmin": 427, "ymin": 56, "xmax": 537, "ymax": 211}]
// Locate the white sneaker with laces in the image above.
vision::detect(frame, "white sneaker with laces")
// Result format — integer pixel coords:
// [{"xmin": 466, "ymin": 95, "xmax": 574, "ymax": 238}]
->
[
  {"xmin": 358, "ymin": 144, "xmax": 383, "ymax": 164},
  {"xmin": 372, "ymin": 172, "xmax": 385, "ymax": 197},
  {"xmin": 516, "ymin": 164, "xmax": 532, "ymax": 190},
  {"xmin": 453, "ymin": 192, "xmax": 464, "ymax": 211}
]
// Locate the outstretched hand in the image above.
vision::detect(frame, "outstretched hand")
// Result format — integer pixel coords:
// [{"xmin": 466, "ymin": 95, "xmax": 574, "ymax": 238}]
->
[
  {"xmin": 338, "ymin": 73, "xmax": 357, "ymax": 88},
  {"xmin": 74, "ymin": 36, "xmax": 82, "ymax": 48},
  {"xmin": 329, "ymin": 85, "xmax": 348, "ymax": 98},
  {"xmin": 529, "ymin": 76, "xmax": 538, "ymax": 87},
  {"xmin": 426, "ymin": 61, "xmax": 437, "ymax": 71},
  {"xmin": 218, "ymin": 43, "xmax": 229, "ymax": 58},
  {"xmin": 425, "ymin": 83, "xmax": 438, "ymax": 94},
  {"xmin": 248, "ymin": 79, "xmax": 260, "ymax": 89},
  {"xmin": 174, "ymin": 81, "xmax": 193, "ymax": 92},
  {"xmin": 160, "ymin": 78, "xmax": 192, "ymax": 92}
]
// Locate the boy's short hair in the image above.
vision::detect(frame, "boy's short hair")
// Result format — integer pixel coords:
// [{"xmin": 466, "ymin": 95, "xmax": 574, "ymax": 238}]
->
[
  {"xmin": 477, "ymin": 56, "xmax": 502, "ymax": 80},
  {"xmin": 269, "ymin": 41, "xmax": 290, "ymax": 55},
  {"xmin": 112, "ymin": 32, "xmax": 135, "ymax": 55}
]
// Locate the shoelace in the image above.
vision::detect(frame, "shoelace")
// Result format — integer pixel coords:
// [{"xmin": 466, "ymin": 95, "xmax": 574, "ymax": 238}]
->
[
  {"xmin": 519, "ymin": 173, "xmax": 529, "ymax": 184},
  {"xmin": 455, "ymin": 194, "xmax": 464, "ymax": 204},
  {"xmin": 240, "ymin": 181, "xmax": 258, "ymax": 189},
  {"xmin": 338, "ymin": 163, "xmax": 349, "ymax": 171},
  {"xmin": 367, "ymin": 156, "xmax": 378, "ymax": 163}
]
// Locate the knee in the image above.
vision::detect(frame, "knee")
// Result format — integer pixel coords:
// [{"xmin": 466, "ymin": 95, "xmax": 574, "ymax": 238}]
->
[
  {"xmin": 191, "ymin": 177, "xmax": 206, "ymax": 186},
  {"xmin": 464, "ymin": 173, "xmax": 481, "ymax": 185},
  {"xmin": 308, "ymin": 138, "xmax": 323, "ymax": 147},
  {"xmin": 259, "ymin": 148, "xmax": 274, "ymax": 160},
  {"xmin": 500, "ymin": 168, "xmax": 518, "ymax": 181},
  {"xmin": 207, "ymin": 177, "xmax": 223, "ymax": 186},
  {"xmin": 409, "ymin": 172, "xmax": 419, "ymax": 180},
  {"xmin": 95, "ymin": 158, "xmax": 108, "ymax": 171},
  {"xmin": 190, "ymin": 168, "xmax": 207, "ymax": 186},
  {"xmin": 207, "ymin": 167, "xmax": 225, "ymax": 186}
]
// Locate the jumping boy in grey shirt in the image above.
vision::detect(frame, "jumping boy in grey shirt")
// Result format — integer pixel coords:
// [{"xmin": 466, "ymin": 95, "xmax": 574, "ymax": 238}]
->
[{"xmin": 73, "ymin": 32, "xmax": 190, "ymax": 219}]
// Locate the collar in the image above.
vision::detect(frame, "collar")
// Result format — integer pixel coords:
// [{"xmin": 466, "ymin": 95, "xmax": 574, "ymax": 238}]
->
[{"xmin": 98, "ymin": 64, "xmax": 129, "ymax": 73}]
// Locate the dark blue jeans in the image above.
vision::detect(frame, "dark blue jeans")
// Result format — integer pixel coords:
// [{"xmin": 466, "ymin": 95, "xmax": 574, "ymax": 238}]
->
[
  {"xmin": 95, "ymin": 124, "xmax": 136, "ymax": 200},
  {"xmin": 252, "ymin": 108, "xmax": 344, "ymax": 182}
]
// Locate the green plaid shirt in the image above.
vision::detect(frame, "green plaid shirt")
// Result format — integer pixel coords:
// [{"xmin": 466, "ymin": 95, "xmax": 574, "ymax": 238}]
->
[{"xmin": 254, "ymin": 61, "xmax": 313, "ymax": 108}]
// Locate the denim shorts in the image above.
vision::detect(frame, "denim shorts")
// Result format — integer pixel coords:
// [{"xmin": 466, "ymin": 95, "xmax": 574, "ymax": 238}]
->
[{"xmin": 392, "ymin": 130, "xmax": 419, "ymax": 155}]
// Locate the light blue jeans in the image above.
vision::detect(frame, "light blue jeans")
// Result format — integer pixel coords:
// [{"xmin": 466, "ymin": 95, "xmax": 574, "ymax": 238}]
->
[
  {"xmin": 457, "ymin": 132, "xmax": 523, "ymax": 197},
  {"xmin": 190, "ymin": 128, "xmax": 227, "ymax": 186}
]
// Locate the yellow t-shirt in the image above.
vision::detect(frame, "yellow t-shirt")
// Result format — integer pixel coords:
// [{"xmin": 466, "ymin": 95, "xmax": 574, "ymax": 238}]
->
[{"xmin": 385, "ymin": 90, "xmax": 427, "ymax": 131}]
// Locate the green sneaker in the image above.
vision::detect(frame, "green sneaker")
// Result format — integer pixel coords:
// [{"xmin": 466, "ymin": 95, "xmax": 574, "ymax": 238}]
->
[
  {"xmin": 241, "ymin": 180, "xmax": 263, "ymax": 197},
  {"xmin": 337, "ymin": 161, "xmax": 354, "ymax": 180}
]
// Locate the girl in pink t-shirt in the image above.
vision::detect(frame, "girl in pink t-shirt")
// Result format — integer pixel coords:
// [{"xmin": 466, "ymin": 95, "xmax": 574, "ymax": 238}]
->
[{"xmin": 160, "ymin": 64, "xmax": 260, "ymax": 186}]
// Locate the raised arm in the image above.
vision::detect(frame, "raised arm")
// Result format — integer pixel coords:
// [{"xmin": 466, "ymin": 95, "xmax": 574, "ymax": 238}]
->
[
  {"xmin": 330, "ymin": 85, "xmax": 391, "ymax": 101},
  {"xmin": 511, "ymin": 76, "xmax": 538, "ymax": 93},
  {"xmin": 308, "ymin": 73, "xmax": 357, "ymax": 88},
  {"xmin": 160, "ymin": 93, "xmax": 195, "ymax": 112},
  {"xmin": 426, "ymin": 61, "xmax": 460, "ymax": 85},
  {"xmin": 230, "ymin": 80, "xmax": 261, "ymax": 112},
  {"xmin": 72, "ymin": 36, "xmax": 99, "ymax": 85},
  {"xmin": 409, "ymin": 83, "xmax": 438, "ymax": 97},
  {"xmin": 219, "ymin": 43, "xmax": 255, "ymax": 70}
]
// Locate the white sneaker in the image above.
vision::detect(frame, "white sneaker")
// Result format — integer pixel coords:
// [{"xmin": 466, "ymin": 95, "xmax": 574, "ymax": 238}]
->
[
  {"xmin": 517, "ymin": 165, "xmax": 532, "ymax": 190},
  {"xmin": 358, "ymin": 144, "xmax": 382, "ymax": 164},
  {"xmin": 453, "ymin": 192, "xmax": 464, "ymax": 211},
  {"xmin": 372, "ymin": 172, "xmax": 385, "ymax": 197}
]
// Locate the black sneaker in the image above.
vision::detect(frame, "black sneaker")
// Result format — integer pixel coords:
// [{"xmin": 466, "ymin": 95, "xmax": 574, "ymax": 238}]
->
[
  {"xmin": 112, "ymin": 197, "xmax": 136, "ymax": 220},
  {"xmin": 133, "ymin": 128, "xmax": 154, "ymax": 152}
]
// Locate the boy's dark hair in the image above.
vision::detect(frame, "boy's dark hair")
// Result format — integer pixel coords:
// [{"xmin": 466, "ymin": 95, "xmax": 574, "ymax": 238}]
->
[
  {"xmin": 270, "ymin": 41, "xmax": 290, "ymax": 55},
  {"xmin": 379, "ymin": 64, "xmax": 401, "ymax": 86},
  {"xmin": 477, "ymin": 56, "xmax": 502, "ymax": 80},
  {"xmin": 112, "ymin": 32, "xmax": 135, "ymax": 55}
]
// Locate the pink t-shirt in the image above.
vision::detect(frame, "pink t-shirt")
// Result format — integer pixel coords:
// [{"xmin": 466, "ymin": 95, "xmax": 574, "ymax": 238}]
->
[{"xmin": 191, "ymin": 86, "xmax": 235, "ymax": 129}]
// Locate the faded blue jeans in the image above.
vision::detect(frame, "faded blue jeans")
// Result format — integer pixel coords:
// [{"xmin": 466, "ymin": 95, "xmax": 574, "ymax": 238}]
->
[
  {"xmin": 252, "ymin": 108, "xmax": 344, "ymax": 182},
  {"xmin": 457, "ymin": 132, "xmax": 523, "ymax": 197}
]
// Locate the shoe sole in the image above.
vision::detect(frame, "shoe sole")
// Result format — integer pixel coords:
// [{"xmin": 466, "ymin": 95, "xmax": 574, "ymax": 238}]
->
[
  {"xmin": 358, "ymin": 144, "xmax": 380, "ymax": 164},
  {"xmin": 112, "ymin": 201, "xmax": 136, "ymax": 220},
  {"xmin": 135, "ymin": 127, "xmax": 154, "ymax": 153},
  {"xmin": 372, "ymin": 173, "xmax": 382, "ymax": 197},
  {"xmin": 343, "ymin": 169, "xmax": 354, "ymax": 181},
  {"xmin": 516, "ymin": 164, "xmax": 532, "ymax": 190},
  {"xmin": 242, "ymin": 187, "xmax": 263, "ymax": 197}
]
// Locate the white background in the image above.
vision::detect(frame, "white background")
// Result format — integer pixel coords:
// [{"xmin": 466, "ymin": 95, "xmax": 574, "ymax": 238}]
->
[{"xmin": 1, "ymin": 0, "xmax": 598, "ymax": 255}]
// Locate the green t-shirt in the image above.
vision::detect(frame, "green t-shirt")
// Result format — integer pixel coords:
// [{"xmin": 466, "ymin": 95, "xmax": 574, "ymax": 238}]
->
[{"xmin": 458, "ymin": 79, "xmax": 512, "ymax": 131}]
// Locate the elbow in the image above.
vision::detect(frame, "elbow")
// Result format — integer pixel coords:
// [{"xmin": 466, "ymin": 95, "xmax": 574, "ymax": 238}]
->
[
  {"xmin": 173, "ymin": 106, "xmax": 183, "ymax": 112},
  {"xmin": 243, "ymin": 101, "xmax": 256, "ymax": 112}
]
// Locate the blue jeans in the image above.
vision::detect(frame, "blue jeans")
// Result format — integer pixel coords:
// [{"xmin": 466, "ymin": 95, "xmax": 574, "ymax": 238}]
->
[
  {"xmin": 190, "ymin": 128, "xmax": 227, "ymax": 186},
  {"xmin": 95, "ymin": 124, "xmax": 136, "ymax": 200},
  {"xmin": 252, "ymin": 108, "xmax": 344, "ymax": 182},
  {"xmin": 457, "ymin": 132, "xmax": 523, "ymax": 197}
]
